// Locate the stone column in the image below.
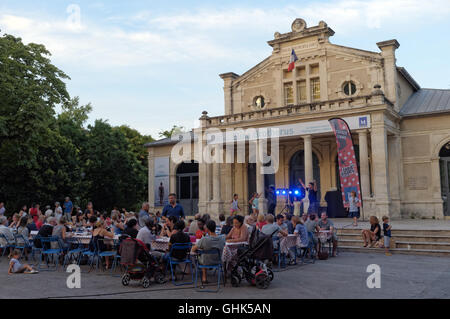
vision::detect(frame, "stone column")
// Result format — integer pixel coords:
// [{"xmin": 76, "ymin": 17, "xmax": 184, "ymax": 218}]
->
[
  {"xmin": 370, "ymin": 122, "xmax": 390, "ymax": 218},
  {"xmin": 256, "ymin": 140, "xmax": 267, "ymax": 213},
  {"xmin": 210, "ymin": 152, "xmax": 224, "ymax": 220},
  {"xmin": 388, "ymin": 134, "xmax": 402, "ymax": 218},
  {"xmin": 148, "ymin": 148, "xmax": 155, "ymax": 212},
  {"xmin": 303, "ymin": 135, "xmax": 313, "ymax": 212},
  {"xmin": 358, "ymin": 130, "xmax": 371, "ymax": 221},
  {"xmin": 169, "ymin": 159, "xmax": 177, "ymax": 194}
]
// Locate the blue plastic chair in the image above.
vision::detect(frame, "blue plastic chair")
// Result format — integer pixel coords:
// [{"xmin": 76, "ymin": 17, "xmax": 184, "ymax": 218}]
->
[
  {"xmin": 0, "ymin": 234, "xmax": 15, "ymax": 257},
  {"xmin": 272, "ymin": 237, "xmax": 284, "ymax": 270},
  {"xmin": 79, "ymin": 238, "xmax": 97, "ymax": 272},
  {"xmin": 167, "ymin": 243, "xmax": 195, "ymax": 286},
  {"xmin": 194, "ymin": 248, "xmax": 224, "ymax": 292},
  {"xmin": 96, "ymin": 238, "xmax": 118, "ymax": 272},
  {"xmin": 63, "ymin": 237, "xmax": 85, "ymax": 268},
  {"xmin": 39, "ymin": 236, "xmax": 63, "ymax": 271},
  {"xmin": 13, "ymin": 234, "xmax": 32, "ymax": 259}
]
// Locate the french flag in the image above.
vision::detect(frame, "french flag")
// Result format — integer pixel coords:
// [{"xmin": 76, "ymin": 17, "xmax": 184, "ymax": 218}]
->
[{"xmin": 287, "ymin": 49, "xmax": 298, "ymax": 72}]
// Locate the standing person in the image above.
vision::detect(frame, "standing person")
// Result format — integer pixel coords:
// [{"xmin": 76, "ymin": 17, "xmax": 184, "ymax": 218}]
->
[
  {"xmin": 63, "ymin": 197, "xmax": 73, "ymax": 221},
  {"xmin": 162, "ymin": 193, "xmax": 185, "ymax": 220},
  {"xmin": 44, "ymin": 206, "xmax": 53, "ymax": 218},
  {"xmin": 299, "ymin": 178, "xmax": 319, "ymax": 217},
  {"xmin": 0, "ymin": 202, "xmax": 5, "ymax": 217},
  {"xmin": 29, "ymin": 204, "xmax": 41, "ymax": 223},
  {"xmin": 54, "ymin": 202, "xmax": 63, "ymax": 220},
  {"xmin": 382, "ymin": 216, "xmax": 392, "ymax": 256},
  {"xmin": 230, "ymin": 194, "xmax": 240, "ymax": 216},
  {"xmin": 361, "ymin": 216, "xmax": 381, "ymax": 248},
  {"xmin": 347, "ymin": 191, "xmax": 360, "ymax": 226},
  {"xmin": 138, "ymin": 202, "xmax": 150, "ymax": 227},
  {"xmin": 249, "ymin": 193, "xmax": 260, "ymax": 217},
  {"xmin": 267, "ymin": 186, "xmax": 277, "ymax": 216},
  {"xmin": 159, "ymin": 182, "xmax": 165, "ymax": 205}
]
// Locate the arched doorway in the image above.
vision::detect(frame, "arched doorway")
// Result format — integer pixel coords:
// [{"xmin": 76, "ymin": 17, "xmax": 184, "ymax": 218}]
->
[
  {"xmin": 439, "ymin": 141, "xmax": 450, "ymax": 216},
  {"xmin": 289, "ymin": 150, "xmax": 321, "ymax": 198},
  {"xmin": 176, "ymin": 161, "xmax": 198, "ymax": 216}
]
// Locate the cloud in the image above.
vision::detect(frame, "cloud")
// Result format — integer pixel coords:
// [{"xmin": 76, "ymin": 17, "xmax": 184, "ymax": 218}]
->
[{"xmin": 1, "ymin": 0, "xmax": 448, "ymax": 70}]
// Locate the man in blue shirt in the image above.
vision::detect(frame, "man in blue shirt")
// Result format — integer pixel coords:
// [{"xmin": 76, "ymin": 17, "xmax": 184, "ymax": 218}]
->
[
  {"xmin": 63, "ymin": 197, "xmax": 73, "ymax": 221},
  {"xmin": 162, "ymin": 193, "xmax": 185, "ymax": 220}
]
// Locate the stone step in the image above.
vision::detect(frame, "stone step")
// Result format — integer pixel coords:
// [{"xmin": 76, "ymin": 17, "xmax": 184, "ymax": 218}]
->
[
  {"xmin": 395, "ymin": 241, "xmax": 450, "ymax": 251},
  {"xmin": 338, "ymin": 246, "xmax": 450, "ymax": 257},
  {"xmin": 337, "ymin": 228, "xmax": 450, "ymax": 236},
  {"xmin": 337, "ymin": 233, "xmax": 450, "ymax": 243}
]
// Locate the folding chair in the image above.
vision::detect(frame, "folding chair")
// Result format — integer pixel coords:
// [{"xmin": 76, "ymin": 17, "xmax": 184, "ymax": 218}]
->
[
  {"xmin": 167, "ymin": 243, "xmax": 195, "ymax": 286},
  {"xmin": 13, "ymin": 234, "xmax": 32, "ymax": 259},
  {"xmin": 0, "ymin": 234, "xmax": 15, "ymax": 257},
  {"xmin": 80, "ymin": 238, "xmax": 97, "ymax": 273},
  {"xmin": 63, "ymin": 237, "xmax": 84, "ymax": 268},
  {"xmin": 39, "ymin": 236, "xmax": 63, "ymax": 271},
  {"xmin": 272, "ymin": 237, "xmax": 283, "ymax": 271},
  {"xmin": 194, "ymin": 248, "xmax": 224, "ymax": 292},
  {"xmin": 96, "ymin": 238, "xmax": 118, "ymax": 273}
]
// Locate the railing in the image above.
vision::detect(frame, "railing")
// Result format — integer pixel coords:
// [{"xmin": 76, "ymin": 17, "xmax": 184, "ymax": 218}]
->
[{"xmin": 204, "ymin": 94, "xmax": 391, "ymax": 127}]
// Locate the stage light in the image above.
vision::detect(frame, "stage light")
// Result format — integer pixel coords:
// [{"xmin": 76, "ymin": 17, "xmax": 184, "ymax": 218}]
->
[
  {"xmin": 276, "ymin": 190, "xmax": 280, "ymax": 195},
  {"xmin": 294, "ymin": 190, "xmax": 299, "ymax": 195},
  {"xmin": 282, "ymin": 190, "xmax": 286, "ymax": 195}
]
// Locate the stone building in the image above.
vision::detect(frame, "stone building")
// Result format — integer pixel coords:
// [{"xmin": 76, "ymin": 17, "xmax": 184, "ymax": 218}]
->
[{"xmin": 145, "ymin": 19, "xmax": 450, "ymax": 220}]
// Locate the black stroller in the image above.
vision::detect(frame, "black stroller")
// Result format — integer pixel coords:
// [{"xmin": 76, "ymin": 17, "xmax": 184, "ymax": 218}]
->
[
  {"xmin": 119, "ymin": 236, "xmax": 166, "ymax": 288},
  {"xmin": 230, "ymin": 226, "xmax": 276, "ymax": 289}
]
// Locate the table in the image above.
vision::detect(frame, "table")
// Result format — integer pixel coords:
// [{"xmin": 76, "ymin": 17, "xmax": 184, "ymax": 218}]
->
[
  {"xmin": 221, "ymin": 241, "xmax": 248, "ymax": 276},
  {"xmin": 151, "ymin": 237, "xmax": 170, "ymax": 252},
  {"xmin": 280, "ymin": 234, "xmax": 298, "ymax": 255}
]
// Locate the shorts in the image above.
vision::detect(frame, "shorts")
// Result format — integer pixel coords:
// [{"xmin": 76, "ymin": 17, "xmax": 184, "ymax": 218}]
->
[
  {"xmin": 14, "ymin": 266, "xmax": 27, "ymax": 273},
  {"xmin": 384, "ymin": 236, "xmax": 391, "ymax": 248},
  {"xmin": 349, "ymin": 210, "xmax": 360, "ymax": 218}
]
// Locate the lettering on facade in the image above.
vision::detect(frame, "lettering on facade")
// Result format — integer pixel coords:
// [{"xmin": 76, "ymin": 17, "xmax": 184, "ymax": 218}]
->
[{"xmin": 407, "ymin": 176, "xmax": 428, "ymax": 190}]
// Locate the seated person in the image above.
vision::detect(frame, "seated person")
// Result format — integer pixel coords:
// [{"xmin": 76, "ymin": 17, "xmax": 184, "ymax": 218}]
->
[
  {"xmin": 318, "ymin": 212, "xmax": 338, "ymax": 257},
  {"xmin": 255, "ymin": 213, "xmax": 267, "ymax": 230},
  {"xmin": 8, "ymin": 249, "xmax": 38, "ymax": 274},
  {"xmin": 292, "ymin": 216, "xmax": 309, "ymax": 248},
  {"xmin": 304, "ymin": 213, "xmax": 320, "ymax": 249},
  {"xmin": 220, "ymin": 216, "xmax": 233, "ymax": 235},
  {"xmin": 361, "ymin": 216, "xmax": 381, "ymax": 248},
  {"xmin": 226, "ymin": 215, "xmax": 249, "ymax": 243},
  {"xmin": 122, "ymin": 218, "xmax": 139, "ymax": 238},
  {"xmin": 188, "ymin": 213, "xmax": 201, "ymax": 234},
  {"xmin": 92, "ymin": 220, "xmax": 115, "ymax": 269},
  {"xmin": 195, "ymin": 217, "xmax": 207, "ymax": 239},
  {"xmin": 191, "ymin": 220, "xmax": 225, "ymax": 287},
  {"xmin": 33, "ymin": 217, "xmax": 57, "ymax": 249},
  {"xmin": 261, "ymin": 214, "xmax": 287, "ymax": 238},
  {"xmin": 160, "ymin": 215, "xmax": 178, "ymax": 237},
  {"xmin": 137, "ymin": 218, "xmax": 157, "ymax": 248},
  {"xmin": 167, "ymin": 220, "xmax": 190, "ymax": 261}
]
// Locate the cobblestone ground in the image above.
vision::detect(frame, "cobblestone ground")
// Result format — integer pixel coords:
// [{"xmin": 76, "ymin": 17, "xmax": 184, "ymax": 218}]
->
[{"xmin": 0, "ymin": 252, "xmax": 449, "ymax": 299}]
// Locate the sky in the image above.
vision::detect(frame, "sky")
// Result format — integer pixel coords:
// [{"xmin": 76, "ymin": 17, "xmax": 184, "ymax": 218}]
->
[{"xmin": 1, "ymin": 0, "xmax": 449, "ymax": 137}]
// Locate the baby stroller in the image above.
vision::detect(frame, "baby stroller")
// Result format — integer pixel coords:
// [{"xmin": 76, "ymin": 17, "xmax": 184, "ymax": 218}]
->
[
  {"xmin": 230, "ymin": 227, "xmax": 276, "ymax": 289},
  {"xmin": 119, "ymin": 236, "xmax": 166, "ymax": 288}
]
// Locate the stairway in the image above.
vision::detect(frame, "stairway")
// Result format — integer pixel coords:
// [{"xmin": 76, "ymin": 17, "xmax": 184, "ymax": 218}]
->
[{"xmin": 337, "ymin": 227, "xmax": 450, "ymax": 257}]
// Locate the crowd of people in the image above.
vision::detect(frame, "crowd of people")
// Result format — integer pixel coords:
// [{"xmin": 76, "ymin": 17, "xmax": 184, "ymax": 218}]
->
[{"xmin": 1, "ymin": 182, "xmax": 393, "ymax": 277}]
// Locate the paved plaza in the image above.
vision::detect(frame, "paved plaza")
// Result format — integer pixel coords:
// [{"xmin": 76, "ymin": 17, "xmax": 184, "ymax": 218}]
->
[{"xmin": 1, "ymin": 252, "xmax": 449, "ymax": 299}]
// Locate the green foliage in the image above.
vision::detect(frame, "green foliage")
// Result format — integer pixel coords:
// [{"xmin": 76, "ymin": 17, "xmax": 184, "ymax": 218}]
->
[
  {"xmin": 158, "ymin": 125, "xmax": 185, "ymax": 138},
  {"xmin": 0, "ymin": 33, "xmax": 160, "ymax": 214}
]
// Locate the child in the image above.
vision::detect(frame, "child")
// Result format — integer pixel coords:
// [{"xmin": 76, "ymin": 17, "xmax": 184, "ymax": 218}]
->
[
  {"xmin": 230, "ymin": 194, "xmax": 240, "ymax": 216},
  {"xmin": 8, "ymin": 250, "xmax": 38, "ymax": 274},
  {"xmin": 218, "ymin": 213, "xmax": 226, "ymax": 227},
  {"xmin": 347, "ymin": 191, "xmax": 360, "ymax": 226},
  {"xmin": 249, "ymin": 193, "xmax": 260, "ymax": 217},
  {"xmin": 255, "ymin": 213, "xmax": 267, "ymax": 230},
  {"xmin": 382, "ymin": 216, "xmax": 392, "ymax": 256}
]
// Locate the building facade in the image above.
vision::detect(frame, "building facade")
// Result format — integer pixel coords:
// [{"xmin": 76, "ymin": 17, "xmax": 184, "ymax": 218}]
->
[{"xmin": 146, "ymin": 19, "xmax": 450, "ymax": 220}]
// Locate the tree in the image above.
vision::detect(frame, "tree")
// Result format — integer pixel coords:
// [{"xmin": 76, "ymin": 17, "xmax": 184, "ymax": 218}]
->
[
  {"xmin": 0, "ymin": 33, "xmax": 72, "ymax": 210},
  {"xmin": 82, "ymin": 120, "xmax": 147, "ymax": 211},
  {"xmin": 158, "ymin": 125, "xmax": 185, "ymax": 138}
]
